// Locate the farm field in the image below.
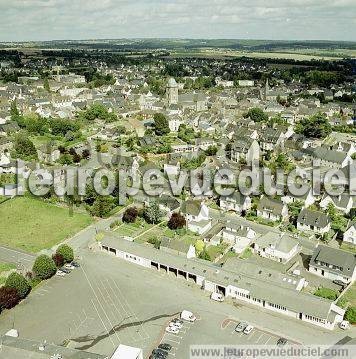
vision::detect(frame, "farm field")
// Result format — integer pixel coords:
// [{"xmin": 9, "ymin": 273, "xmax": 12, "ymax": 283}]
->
[{"xmin": 0, "ymin": 196, "xmax": 93, "ymax": 253}]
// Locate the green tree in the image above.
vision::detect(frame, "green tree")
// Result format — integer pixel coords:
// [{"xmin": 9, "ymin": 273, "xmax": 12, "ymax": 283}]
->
[
  {"xmin": 295, "ymin": 113, "xmax": 332, "ymax": 139},
  {"xmin": 32, "ymin": 255, "xmax": 57, "ymax": 280},
  {"xmin": 205, "ymin": 145, "xmax": 218, "ymax": 156},
  {"xmin": 89, "ymin": 196, "xmax": 115, "ymax": 218},
  {"xmin": 143, "ymin": 202, "xmax": 162, "ymax": 224},
  {"xmin": 345, "ymin": 307, "xmax": 356, "ymax": 324},
  {"xmin": 245, "ymin": 108, "xmax": 268, "ymax": 122},
  {"xmin": 13, "ymin": 132, "xmax": 37, "ymax": 160},
  {"xmin": 5, "ymin": 272, "xmax": 31, "ymax": 299},
  {"xmin": 56, "ymin": 244, "xmax": 74, "ymax": 263},
  {"xmin": 153, "ymin": 113, "xmax": 170, "ymax": 136}
]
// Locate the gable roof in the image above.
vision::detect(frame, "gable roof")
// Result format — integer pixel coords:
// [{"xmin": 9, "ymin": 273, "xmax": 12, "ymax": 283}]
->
[
  {"xmin": 297, "ymin": 208, "xmax": 330, "ymax": 228},
  {"xmin": 310, "ymin": 244, "xmax": 356, "ymax": 279},
  {"xmin": 257, "ymin": 196, "xmax": 285, "ymax": 216}
]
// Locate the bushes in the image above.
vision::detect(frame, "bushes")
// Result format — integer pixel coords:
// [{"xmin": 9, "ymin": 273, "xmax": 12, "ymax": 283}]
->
[
  {"xmin": 122, "ymin": 207, "xmax": 138, "ymax": 223},
  {"xmin": 32, "ymin": 255, "xmax": 57, "ymax": 280},
  {"xmin": 5, "ymin": 272, "xmax": 31, "ymax": 299},
  {"xmin": 56, "ymin": 244, "xmax": 74, "ymax": 263},
  {"xmin": 345, "ymin": 307, "xmax": 356, "ymax": 324},
  {"xmin": 0, "ymin": 287, "xmax": 20, "ymax": 310},
  {"xmin": 314, "ymin": 287, "xmax": 338, "ymax": 301},
  {"xmin": 52, "ymin": 253, "xmax": 64, "ymax": 267},
  {"xmin": 167, "ymin": 212, "xmax": 186, "ymax": 230}
]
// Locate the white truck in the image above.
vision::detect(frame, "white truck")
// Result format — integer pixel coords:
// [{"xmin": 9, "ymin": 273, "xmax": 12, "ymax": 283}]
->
[{"xmin": 181, "ymin": 310, "xmax": 197, "ymax": 322}]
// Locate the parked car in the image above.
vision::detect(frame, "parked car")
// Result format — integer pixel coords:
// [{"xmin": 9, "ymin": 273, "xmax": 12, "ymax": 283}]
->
[
  {"xmin": 165, "ymin": 326, "xmax": 179, "ymax": 334},
  {"xmin": 64, "ymin": 263, "xmax": 75, "ymax": 270},
  {"xmin": 71, "ymin": 261, "xmax": 80, "ymax": 268},
  {"xmin": 60, "ymin": 267, "xmax": 71, "ymax": 274},
  {"xmin": 171, "ymin": 318, "xmax": 183, "ymax": 325},
  {"xmin": 277, "ymin": 338, "xmax": 288, "ymax": 346},
  {"xmin": 339, "ymin": 321, "xmax": 350, "ymax": 330},
  {"xmin": 181, "ymin": 310, "xmax": 196, "ymax": 322},
  {"xmin": 243, "ymin": 325, "xmax": 254, "ymax": 335},
  {"xmin": 158, "ymin": 343, "xmax": 172, "ymax": 351},
  {"xmin": 169, "ymin": 321, "xmax": 183, "ymax": 329},
  {"xmin": 235, "ymin": 322, "xmax": 248, "ymax": 333},
  {"xmin": 56, "ymin": 270, "xmax": 66, "ymax": 277},
  {"xmin": 152, "ymin": 348, "xmax": 168, "ymax": 358},
  {"xmin": 211, "ymin": 292, "xmax": 224, "ymax": 302}
]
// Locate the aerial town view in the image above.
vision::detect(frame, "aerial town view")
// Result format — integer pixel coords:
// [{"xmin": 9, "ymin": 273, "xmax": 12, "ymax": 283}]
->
[{"xmin": 0, "ymin": 1, "xmax": 355, "ymax": 358}]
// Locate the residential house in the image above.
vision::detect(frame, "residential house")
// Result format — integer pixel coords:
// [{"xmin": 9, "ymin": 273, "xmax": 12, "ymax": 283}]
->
[
  {"xmin": 281, "ymin": 188, "xmax": 316, "ymax": 208},
  {"xmin": 219, "ymin": 192, "xmax": 252, "ymax": 214},
  {"xmin": 309, "ymin": 244, "xmax": 356, "ymax": 284},
  {"xmin": 257, "ymin": 196, "xmax": 288, "ymax": 222},
  {"xmin": 230, "ymin": 138, "xmax": 259, "ymax": 165},
  {"xmin": 180, "ymin": 200, "xmax": 212, "ymax": 235},
  {"xmin": 343, "ymin": 221, "xmax": 356, "ymax": 246},
  {"xmin": 37, "ymin": 144, "xmax": 61, "ymax": 164},
  {"xmin": 320, "ymin": 194, "xmax": 353, "ymax": 214},
  {"xmin": 253, "ymin": 232, "xmax": 300, "ymax": 264},
  {"xmin": 297, "ymin": 209, "xmax": 331, "ymax": 235}
]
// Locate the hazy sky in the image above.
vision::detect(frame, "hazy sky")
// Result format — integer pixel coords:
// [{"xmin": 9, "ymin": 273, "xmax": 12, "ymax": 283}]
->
[{"xmin": 0, "ymin": 0, "xmax": 355, "ymax": 42}]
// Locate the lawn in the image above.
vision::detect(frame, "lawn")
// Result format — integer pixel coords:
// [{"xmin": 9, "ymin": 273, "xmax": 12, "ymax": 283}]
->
[
  {"xmin": 343, "ymin": 284, "xmax": 356, "ymax": 307},
  {"xmin": 115, "ymin": 219, "xmax": 153, "ymax": 240},
  {"xmin": 0, "ymin": 197, "xmax": 93, "ymax": 253}
]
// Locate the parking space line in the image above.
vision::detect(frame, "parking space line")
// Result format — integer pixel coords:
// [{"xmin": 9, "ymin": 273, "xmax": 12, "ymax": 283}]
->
[
  {"xmin": 265, "ymin": 337, "xmax": 272, "ymax": 345},
  {"xmin": 81, "ymin": 264, "xmax": 120, "ymax": 346}
]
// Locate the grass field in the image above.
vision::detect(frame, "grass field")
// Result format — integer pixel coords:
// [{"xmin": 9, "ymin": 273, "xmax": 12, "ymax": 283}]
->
[
  {"xmin": 343, "ymin": 284, "xmax": 356, "ymax": 307},
  {"xmin": 0, "ymin": 197, "xmax": 93, "ymax": 253},
  {"xmin": 114, "ymin": 219, "xmax": 153, "ymax": 239}
]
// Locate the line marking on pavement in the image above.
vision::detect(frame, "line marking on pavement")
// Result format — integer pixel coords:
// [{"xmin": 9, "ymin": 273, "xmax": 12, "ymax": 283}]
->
[{"xmin": 81, "ymin": 264, "xmax": 119, "ymax": 346}]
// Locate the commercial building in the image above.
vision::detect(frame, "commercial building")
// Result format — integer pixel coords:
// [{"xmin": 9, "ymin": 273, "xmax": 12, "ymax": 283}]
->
[{"xmin": 101, "ymin": 236, "xmax": 344, "ymax": 330}]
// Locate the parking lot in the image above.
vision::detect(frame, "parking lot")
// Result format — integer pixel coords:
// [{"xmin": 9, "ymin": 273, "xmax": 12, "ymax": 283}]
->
[
  {"xmin": 0, "ymin": 249, "xmax": 351, "ymax": 359},
  {"xmin": 222, "ymin": 319, "xmax": 288, "ymax": 346}
]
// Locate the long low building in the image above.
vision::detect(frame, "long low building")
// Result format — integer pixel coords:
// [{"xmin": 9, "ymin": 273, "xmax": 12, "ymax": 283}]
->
[{"xmin": 100, "ymin": 236, "xmax": 345, "ymax": 330}]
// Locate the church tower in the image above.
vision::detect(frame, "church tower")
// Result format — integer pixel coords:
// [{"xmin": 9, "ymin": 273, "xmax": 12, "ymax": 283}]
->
[{"xmin": 166, "ymin": 78, "xmax": 178, "ymax": 105}]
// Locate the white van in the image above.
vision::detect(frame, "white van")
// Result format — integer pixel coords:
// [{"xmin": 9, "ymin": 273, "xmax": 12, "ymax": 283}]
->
[
  {"xmin": 181, "ymin": 310, "xmax": 197, "ymax": 322},
  {"xmin": 211, "ymin": 292, "xmax": 224, "ymax": 302}
]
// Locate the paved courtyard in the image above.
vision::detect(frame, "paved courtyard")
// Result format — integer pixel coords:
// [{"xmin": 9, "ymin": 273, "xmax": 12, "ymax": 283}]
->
[{"xmin": 0, "ymin": 249, "xmax": 354, "ymax": 359}]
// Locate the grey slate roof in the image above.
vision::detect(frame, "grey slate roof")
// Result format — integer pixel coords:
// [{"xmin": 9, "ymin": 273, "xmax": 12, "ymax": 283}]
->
[
  {"xmin": 310, "ymin": 244, "xmax": 356, "ymax": 279},
  {"xmin": 101, "ymin": 236, "xmax": 340, "ymax": 320},
  {"xmin": 297, "ymin": 208, "xmax": 330, "ymax": 228},
  {"xmin": 257, "ymin": 196, "xmax": 285, "ymax": 216}
]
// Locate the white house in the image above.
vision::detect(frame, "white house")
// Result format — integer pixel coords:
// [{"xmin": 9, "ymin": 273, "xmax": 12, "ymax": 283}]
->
[
  {"xmin": 297, "ymin": 209, "xmax": 331, "ymax": 235},
  {"xmin": 219, "ymin": 192, "xmax": 251, "ymax": 214},
  {"xmin": 180, "ymin": 200, "xmax": 212, "ymax": 235},
  {"xmin": 320, "ymin": 194, "xmax": 353, "ymax": 214},
  {"xmin": 309, "ymin": 244, "xmax": 356, "ymax": 284},
  {"xmin": 253, "ymin": 232, "xmax": 300, "ymax": 264},
  {"xmin": 257, "ymin": 196, "xmax": 288, "ymax": 222},
  {"xmin": 343, "ymin": 221, "xmax": 356, "ymax": 246}
]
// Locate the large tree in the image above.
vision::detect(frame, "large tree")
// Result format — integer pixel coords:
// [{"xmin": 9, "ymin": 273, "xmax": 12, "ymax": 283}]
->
[
  {"xmin": 122, "ymin": 207, "xmax": 138, "ymax": 223},
  {"xmin": 167, "ymin": 212, "xmax": 186, "ymax": 230},
  {"xmin": 56, "ymin": 244, "xmax": 74, "ymax": 263},
  {"xmin": 5, "ymin": 272, "xmax": 31, "ymax": 299},
  {"xmin": 245, "ymin": 108, "xmax": 268, "ymax": 122},
  {"xmin": 0, "ymin": 286, "xmax": 20, "ymax": 310},
  {"xmin": 153, "ymin": 113, "xmax": 170, "ymax": 136},
  {"xmin": 296, "ymin": 113, "xmax": 332, "ymax": 139},
  {"xmin": 32, "ymin": 255, "xmax": 57, "ymax": 280},
  {"xmin": 143, "ymin": 202, "xmax": 162, "ymax": 224}
]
